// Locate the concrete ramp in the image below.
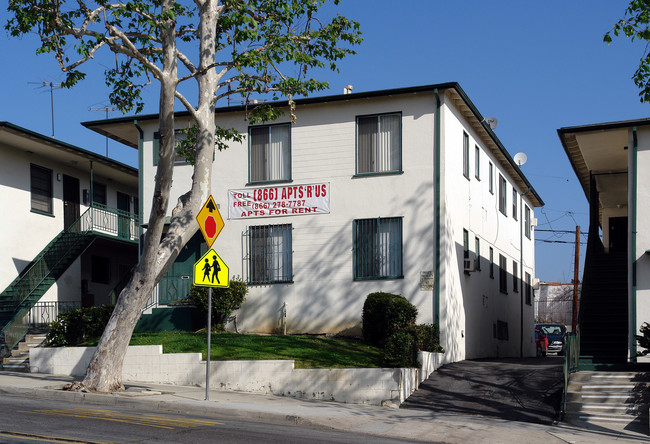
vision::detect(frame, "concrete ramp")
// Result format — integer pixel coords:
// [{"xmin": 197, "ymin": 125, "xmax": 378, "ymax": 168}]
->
[{"xmin": 401, "ymin": 357, "xmax": 563, "ymax": 425}]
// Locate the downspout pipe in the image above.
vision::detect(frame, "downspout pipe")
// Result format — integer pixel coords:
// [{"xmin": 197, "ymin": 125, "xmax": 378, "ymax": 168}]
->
[
  {"xmin": 134, "ymin": 120, "xmax": 144, "ymax": 256},
  {"xmin": 434, "ymin": 89, "xmax": 442, "ymax": 325},
  {"xmin": 631, "ymin": 126, "xmax": 638, "ymax": 360}
]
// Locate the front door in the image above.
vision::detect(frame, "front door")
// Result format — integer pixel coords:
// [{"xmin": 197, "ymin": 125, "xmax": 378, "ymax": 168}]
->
[
  {"xmin": 158, "ymin": 233, "xmax": 203, "ymax": 305},
  {"xmin": 116, "ymin": 192, "xmax": 131, "ymax": 239},
  {"xmin": 609, "ymin": 216, "xmax": 628, "ymax": 253},
  {"xmin": 63, "ymin": 175, "xmax": 80, "ymax": 230}
]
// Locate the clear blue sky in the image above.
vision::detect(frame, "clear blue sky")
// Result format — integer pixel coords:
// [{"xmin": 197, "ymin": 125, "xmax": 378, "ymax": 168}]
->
[{"xmin": 1, "ymin": 1, "xmax": 647, "ymax": 283}]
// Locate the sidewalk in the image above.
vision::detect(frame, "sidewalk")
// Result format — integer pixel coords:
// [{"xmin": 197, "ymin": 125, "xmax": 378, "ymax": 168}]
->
[{"xmin": 0, "ymin": 371, "xmax": 647, "ymax": 443}]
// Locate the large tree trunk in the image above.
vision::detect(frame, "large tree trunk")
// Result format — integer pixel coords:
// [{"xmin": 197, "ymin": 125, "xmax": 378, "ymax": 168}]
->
[
  {"xmin": 82, "ymin": 0, "xmax": 220, "ymax": 393},
  {"xmin": 82, "ymin": 0, "xmax": 181, "ymax": 393}
]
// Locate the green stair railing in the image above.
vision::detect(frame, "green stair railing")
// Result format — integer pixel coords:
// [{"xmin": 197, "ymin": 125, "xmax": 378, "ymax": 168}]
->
[{"xmin": 0, "ymin": 204, "xmax": 138, "ymax": 356}]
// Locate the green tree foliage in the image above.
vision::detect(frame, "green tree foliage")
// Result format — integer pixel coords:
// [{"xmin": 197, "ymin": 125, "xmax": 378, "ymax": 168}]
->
[
  {"xmin": 189, "ymin": 277, "xmax": 248, "ymax": 330},
  {"xmin": 5, "ymin": 0, "xmax": 361, "ymax": 392},
  {"xmin": 605, "ymin": 1, "xmax": 650, "ymax": 102}
]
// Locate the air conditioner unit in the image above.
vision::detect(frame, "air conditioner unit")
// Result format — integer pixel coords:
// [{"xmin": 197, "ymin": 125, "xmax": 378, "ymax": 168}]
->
[
  {"xmin": 532, "ymin": 278, "xmax": 540, "ymax": 290},
  {"xmin": 463, "ymin": 258, "xmax": 475, "ymax": 272},
  {"xmin": 531, "ymin": 217, "xmax": 538, "ymax": 227}
]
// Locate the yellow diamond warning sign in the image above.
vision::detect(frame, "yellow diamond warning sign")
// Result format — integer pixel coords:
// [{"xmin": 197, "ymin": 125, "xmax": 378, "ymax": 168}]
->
[
  {"xmin": 193, "ymin": 248, "xmax": 229, "ymax": 288},
  {"xmin": 196, "ymin": 195, "xmax": 224, "ymax": 248}
]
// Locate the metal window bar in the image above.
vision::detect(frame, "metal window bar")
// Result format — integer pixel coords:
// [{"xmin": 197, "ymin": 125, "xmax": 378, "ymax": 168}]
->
[
  {"xmin": 354, "ymin": 217, "xmax": 402, "ymax": 279},
  {"xmin": 248, "ymin": 224, "xmax": 292, "ymax": 284}
]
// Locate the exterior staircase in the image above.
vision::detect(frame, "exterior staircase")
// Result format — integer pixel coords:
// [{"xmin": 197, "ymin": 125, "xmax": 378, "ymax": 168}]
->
[
  {"xmin": 0, "ymin": 204, "xmax": 138, "ymax": 357},
  {"xmin": 565, "ymin": 371, "xmax": 650, "ymax": 434},
  {"xmin": 578, "ymin": 249, "xmax": 628, "ymax": 369},
  {"xmin": 1, "ymin": 331, "xmax": 48, "ymax": 372}
]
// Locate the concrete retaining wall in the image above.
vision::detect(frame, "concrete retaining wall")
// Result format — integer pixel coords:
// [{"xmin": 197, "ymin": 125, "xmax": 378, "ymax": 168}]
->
[{"xmin": 30, "ymin": 346, "xmax": 442, "ymax": 405}]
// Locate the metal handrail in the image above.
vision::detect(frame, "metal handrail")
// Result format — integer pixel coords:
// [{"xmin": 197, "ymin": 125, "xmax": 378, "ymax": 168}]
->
[
  {"xmin": 0, "ymin": 205, "xmax": 138, "ymax": 355},
  {"xmin": 562, "ymin": 331, "xmax": 580, "ymax": 418}
]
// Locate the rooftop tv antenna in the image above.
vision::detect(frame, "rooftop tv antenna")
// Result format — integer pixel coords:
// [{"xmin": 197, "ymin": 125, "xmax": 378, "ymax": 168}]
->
[
  {"xmin": 89, "ymin": 105, "xmax": 117, "ymax": 157},
  {"xmin": 29, "ymin": 81, "xmax": 63, "ymax": 137},
  {"xmin": 514, "ymin": 152, "xmax": 528, "ymax": 167}
]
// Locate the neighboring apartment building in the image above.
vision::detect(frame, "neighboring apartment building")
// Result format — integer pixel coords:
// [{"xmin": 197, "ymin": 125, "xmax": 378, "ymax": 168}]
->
[
  {"xmin": 85, "ymin": 83, "xmax": 544, "ymax": 363},
  {"xmin": 559, "ymin": 119, "xmax": 650, "ymax": 365},
  {"xmin": 0, "ymin": 122, "xmax": 139, "ymax": 353}
]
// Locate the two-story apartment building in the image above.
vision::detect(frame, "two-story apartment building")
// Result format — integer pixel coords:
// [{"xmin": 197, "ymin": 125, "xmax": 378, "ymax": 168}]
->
[
  {"xmin": 85, "ymin": 83, "xmax": 544, "ymax": 363},
  {"xmin": 559, "ymin": 118, "xmax": 650, "ymax": 365},
  {"xmin": 0, "ymin": 122, "xmax": 139, "ymax": 354}
]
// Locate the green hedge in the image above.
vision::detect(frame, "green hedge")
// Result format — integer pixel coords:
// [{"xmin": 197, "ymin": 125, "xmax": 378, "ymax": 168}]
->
[
  {"xmin": 362, "ymin": 292, "xmax": 418, "ymax": 346},
  {"xmin": 46, "ymin": 305, "xmax": 115, "ymax": 347},
  {"xmin": 188, "ymin": 277, "xmax": 248, "ymax": 331}
]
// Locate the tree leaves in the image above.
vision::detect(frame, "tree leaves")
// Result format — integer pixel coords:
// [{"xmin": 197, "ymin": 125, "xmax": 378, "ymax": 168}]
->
[{"xmin": 605, "ymin": 1, "xmax": 650, "ymax": 102}]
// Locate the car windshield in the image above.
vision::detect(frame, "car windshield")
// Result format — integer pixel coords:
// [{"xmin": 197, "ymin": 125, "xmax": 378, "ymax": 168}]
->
[{"xmin": 540, "ymin": 326, "xmax": 562, "ymax": 336}]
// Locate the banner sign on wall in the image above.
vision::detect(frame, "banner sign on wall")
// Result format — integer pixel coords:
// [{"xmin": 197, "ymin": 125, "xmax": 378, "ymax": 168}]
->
[{"xmin": 228, "ymin": 182, "xmax": 330, "ymax": 219}]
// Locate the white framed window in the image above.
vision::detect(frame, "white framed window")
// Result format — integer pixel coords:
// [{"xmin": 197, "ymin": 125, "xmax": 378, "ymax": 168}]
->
[
  {"xmin": 475, "ymin": 146, "xmax": 480, "ymax": 180},
  {"xmin": 30, "ymin": 164, "xmax": 52, "ymax": 214},
  {"xmin": 463, "ymin": 132, "xmax": 470, "ymax": 179},
  {"xmin": 525, "ymin": 205, "xmax": 532, "ymax": 239},
  {"xmin": 354, "ymin": 217, "xmax": 403, "ymax": 280},
  {"xmin": 512, "ymin": 189, "xmax": 518, "ymax": 220},
  {"xmin": 248, "ymin": 224, "xmax": 293, "ymax": 284},
  {"xmin": 499, "ymin": 254, "xmax": 507, "ymax": 294},
  {"xmin": 356, "ymin": 113, "xmax": 401, "ymax": 174},
  {"xmin": 489, "ymin": 162, "xmax": 494, "ymax": 194},
  {"xmin": 249, "ymin": 124, "xmax": 291, "ymax": 183},
  {"xmin": 499, "ymin": 174, "xmax": 507, "ymax": 215}
]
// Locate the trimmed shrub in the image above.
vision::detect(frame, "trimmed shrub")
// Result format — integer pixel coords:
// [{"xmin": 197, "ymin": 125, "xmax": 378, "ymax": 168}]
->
[
  {"xmin": 362, "ymin": 292, "xmax": 418, "ymax": 346},
  {"xmin": 414, "ymin": 323, "xmax": 444, "ymax": 353},
  {"xmin": 188, "ymin": 276, "xmax": 248, "ymax": 331},
  {"xmin": 383, "ymin": 329, "xmax": 419, "ymax": 367},
  {"xmin": 46, "ymin": 305, "xmax": 115, "ymax": 347}
]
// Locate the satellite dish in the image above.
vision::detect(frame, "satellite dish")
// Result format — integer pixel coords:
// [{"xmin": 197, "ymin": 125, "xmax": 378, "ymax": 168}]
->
[
  {"xmin": 485, "ymin": 117, "xmax": 498, "ymax": 130},
  {"xmin": 514, "ymin": 152, "xmax": 528, "ymax": 167}
]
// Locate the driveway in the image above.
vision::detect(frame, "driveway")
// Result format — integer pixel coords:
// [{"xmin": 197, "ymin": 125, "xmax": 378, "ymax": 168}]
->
[{"xmin": 401, "ymin": 357, "xmax": 564, "ymax": 425}]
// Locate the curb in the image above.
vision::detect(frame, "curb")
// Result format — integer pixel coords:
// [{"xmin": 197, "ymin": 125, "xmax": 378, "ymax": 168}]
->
[{"xmin": 0, "ymin": 385, "xmax": 326, "ymax": 431}]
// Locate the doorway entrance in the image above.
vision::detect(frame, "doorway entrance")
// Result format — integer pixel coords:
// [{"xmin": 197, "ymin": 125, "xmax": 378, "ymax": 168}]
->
[{"xmin": 63, "ymin": 175, "xmax": 80, "ymax": 230}]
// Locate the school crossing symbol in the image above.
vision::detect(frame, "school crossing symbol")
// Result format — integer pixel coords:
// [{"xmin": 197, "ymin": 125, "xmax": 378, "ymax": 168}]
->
[{"xmin": 193, "ymin": 248, "xmax": 229, "ymax": 288}]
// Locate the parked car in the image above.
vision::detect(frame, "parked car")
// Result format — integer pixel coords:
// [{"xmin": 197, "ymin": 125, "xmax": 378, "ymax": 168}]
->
[
  {"xmin": 535, "ymin": 329, "xmax": 548, "ymax": 357},
  {"xmin": 535, "ymin": 323, "xmax": 567, "ymax": 355}
]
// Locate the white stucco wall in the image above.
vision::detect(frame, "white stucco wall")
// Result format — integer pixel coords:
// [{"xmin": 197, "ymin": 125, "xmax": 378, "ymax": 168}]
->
[
  {"xmin": 138, "ymin": 89, "xmax": 539, "ymax": 362},
  {"xmin": 438, "ymin": 94, "xmax": 537, "ymax": 361},
  {"xmin": 0, "ymin": 134, "xmax": 138, "ymax": 306},
  {"xmin": 632, "ymin": 126, "xmax": 650, "ymax": 354}
]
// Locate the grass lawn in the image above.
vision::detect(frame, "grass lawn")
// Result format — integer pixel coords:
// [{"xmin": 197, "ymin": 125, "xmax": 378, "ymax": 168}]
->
[{"xmin": 124, "ymin": 331, "xmax": 384, "ymax": 369}]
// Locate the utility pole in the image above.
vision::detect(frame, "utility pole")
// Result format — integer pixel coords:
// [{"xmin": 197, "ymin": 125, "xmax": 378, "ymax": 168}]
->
[{"xmin": 572, "ymin": 226, "xmax": 580, "ymax": 332}]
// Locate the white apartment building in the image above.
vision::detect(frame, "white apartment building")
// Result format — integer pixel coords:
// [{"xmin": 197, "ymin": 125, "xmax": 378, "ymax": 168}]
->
[
  {"xmin": 86, "ymin": 83, "xmax": 544, "ymax": 363},
  {"xmin": 0, "ymin": 122, "xmax": 139, "ymax": 353}
]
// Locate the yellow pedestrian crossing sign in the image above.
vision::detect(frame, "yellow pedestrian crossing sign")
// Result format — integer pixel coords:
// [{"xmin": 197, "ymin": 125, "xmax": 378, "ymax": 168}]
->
[{"xmin": 193, "ymin": 248, "xmax": 229, "ymax": 288}]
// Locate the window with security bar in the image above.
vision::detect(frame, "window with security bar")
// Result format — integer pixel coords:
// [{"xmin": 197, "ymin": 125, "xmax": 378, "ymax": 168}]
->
[
  {"xmin": 248, "ymin": 224, "xmax": 293, "ymax": 284},
  {"xmin": 356, "ymin": 113, "xmax": 401, "ymax": 174},
  {"xmin": 353, "ymin": 217, "xmax": 403, "ymax": 280},
  {"xmin": 249, "ymin": 123, "xmax": 291, "ymax": 183}
]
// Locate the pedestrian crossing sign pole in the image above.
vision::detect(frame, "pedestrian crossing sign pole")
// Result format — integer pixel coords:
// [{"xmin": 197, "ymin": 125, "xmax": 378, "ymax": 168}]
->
[{"xmin": 194, "ymin": 195, "xmax": 229, "ymax": 401}]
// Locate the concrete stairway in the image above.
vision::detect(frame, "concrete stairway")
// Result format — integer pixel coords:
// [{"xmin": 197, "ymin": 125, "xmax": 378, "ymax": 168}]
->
[
  {"xmin": 565, "ymin": 371, "xmax": 649, "ymax": 434},
  {"xmin": 1, "ymin": 332, "xmax": 48, "ymax": 372}
]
